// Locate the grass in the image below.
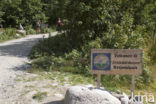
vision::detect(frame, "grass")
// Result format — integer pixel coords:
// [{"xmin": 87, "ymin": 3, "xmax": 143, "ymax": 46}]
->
[
  {"xmin": 27, "ymin": 65, "xmax": 156, "ymax": 94},
  {"xmin": 150, "ymin": 64, "xmax": 156, "ymax": 80},
  {"xmin": 114, "ymin": 64, "xmax": 156, "ymax": 101},
  {"xmin": 20, "ymin": 90, "xmax": 30, "ymax": 97},
  {"xmin": 34, "ymin": 70, "xmax": 95, "ymax": 86},
  {"xmin": 17, "ymin": 65, "xmax": 156, "ymax": 103},
  {"xmin": 32, "ymin": 91, "xmax": 47, "ymax": 101},
  {"xmin": 27, "ymin": 67, "xmax": 95, "ymax": 85},
  {"xmin": 0, "ymin": 28, "xmax": 26, "ymax": 42},
  {"xmin": 26, "ymin": 56, "xmax": 156, "ymax": 103},
  {"xmin": 28, "ymin": 35, "xmax": 156, "ymax": 102},
  {"xmin": 16, "ymin": 69, "xmax": 95, "ymax": 102},
  {"xmin": 0, "ymin": 27, "xmax": 56, "ymax": 43},
  {"xmin": 149, "ymin": 64, "xmax": 156, "ymax": 100}
]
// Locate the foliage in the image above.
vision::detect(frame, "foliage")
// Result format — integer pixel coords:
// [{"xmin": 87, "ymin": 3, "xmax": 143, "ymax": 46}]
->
[
  {"xmin": 40, "ymin": 27, "xmax": 56, "ymax": 34},
  {"xmin": 20, "ymin": 0, "xmax": 47, "ymax": 26},
  {"xmin": 41, "ymin": 0, "xmax": 69, "ymax": 26},
  {"xmin": 148, "ymin": 37, "xmax": 156, "ymax": 64},
  {"xmin": 25, "ymin": 25, "xmax": 36, "ymax": 35},
  {"xmin": 60, "ymin": 0, "xmax": 148, "ymax": 49},
  {"xmin": 0, "ymin": 0, "xmax": 69, "ymax": 27},
  {"xmin": 0, "ymin": 0, "xmax": 47, "ymax": 28},
  {"xmin": 30, "ymin": 34, "xmax": 152, "ymax": 89},
  {"xmin": 32, "ymin": 92, "xmax": 47, "ymax": 101},
  {"xmin": 0, "ymin": 0, "xmax": 155, "ymax": 90},
  {"xmin": 0, "ymin": 0, "xmax": 22, "ymax": 27},
  {"xmin": 29, "ymin": 34, "xmax": 73, "ymax": 59},
  {"xmin": 0, "ymin": 28, "xmax": 23, "ymax": 42},
  {"xmin": 0, "ymin": 4, "xmax": 4, "ymax": 22}
]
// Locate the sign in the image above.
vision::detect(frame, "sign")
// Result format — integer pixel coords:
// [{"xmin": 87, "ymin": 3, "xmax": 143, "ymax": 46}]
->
[{"xmin": 91, "ymin": 49, "xmax": 143, "ymax": 75}]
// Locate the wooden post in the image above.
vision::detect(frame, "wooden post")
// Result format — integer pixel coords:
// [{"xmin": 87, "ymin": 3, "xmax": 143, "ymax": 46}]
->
[
  {"xmin": 97, "ymin": 74, "xmax": 101, "ymax": 88},
  {"xmin": 131, "ymin": 75, "xmax": 135, "ymax": 97}
]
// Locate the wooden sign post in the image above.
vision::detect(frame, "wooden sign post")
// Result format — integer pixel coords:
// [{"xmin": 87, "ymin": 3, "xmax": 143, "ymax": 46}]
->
[
  {"xmin": 131, "ymin": 75, "xmax": 135, "ymax": 97},
  {"xmin": 91, "ymin": 49, "xmax": 142, "ymax": 95},
  {"xmin": 97, "ymin": 74, "xmax": 101, "ymax": 88}
]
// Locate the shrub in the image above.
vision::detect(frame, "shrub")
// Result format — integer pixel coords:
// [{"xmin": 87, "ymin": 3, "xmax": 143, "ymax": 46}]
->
[
  {"xmin": 25, "ymin": 25, "xmax": 36, "ymax": 35},
  {"xmin": 0, "ymin": 28, "xmax": 17, "ymax": 42},
  {"xmin": 148, "ymin": 37, "xmax": 156, "ymax": 64},
  {"xmin": 29, "ymin": 34, "xmax": 73, "ymax": 59},
  {"xmin": 32, "ymin": 92, "xmax": 47, "ymax": 101},
  {"xmin": 29, "ymin": 32, "xmax": 153, "ymax": 89},
  {"xmin": 40, "ymin": 27, "xmax": 55, "ymax": 34}
]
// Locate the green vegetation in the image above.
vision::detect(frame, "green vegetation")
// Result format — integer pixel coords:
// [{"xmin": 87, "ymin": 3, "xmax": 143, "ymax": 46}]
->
[
  {"xmin": 32, "ymin": 91, "xmax": 47, "ymax": 101},
  {"xmin": 29, "ymin": 35, "xmax": 153, "ymax": 89},
  {"xmin": 0, "ymin": 28, "xmax": 25, "ymax": 42},
  {"xmin": 0, "ymin": 0, "xmax": 66, "ymax": 28},
  {"xmin": 0, "ymin": 25, "xmax": 55, "ymax": 42},
  {"xmin": 0, "ymin": 0, "xmax": 46, "ymax": 27},
  {"xmin": 28, "ymin": 0, "xmax": 156, "ymax": 96},
  {"xmin": 0, "ymin": 0, "xmax": 56, "ymax": 41},
  {"xmin": 0, "ymin": 0, "xmax": 156, "ymax": 99},
  {"xmin": 26, "ymin": 70, "xmax": 95, "ymax": 86}
]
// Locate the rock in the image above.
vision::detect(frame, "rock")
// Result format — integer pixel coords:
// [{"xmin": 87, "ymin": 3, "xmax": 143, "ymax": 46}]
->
[
  {"xmin": 16, "ymin": 33, "xmax": 20, "ymax": 37},
  {"xmin": 116, "ymin": 90, "xmax": 121, "ymax": 94},
  {"xmin": 111, "ymin": 92, "xmax": 122, "ymax": 99},
  {"xmin": 111, "ymin": 92, "xmax": 129, "ymax": 104},
  {"xmin": 19, "ymin": 23, "xmax": 24, "ymax": 30},
  {"xmin": 64, "ymin": 86, "xmax": 121, "ymax": 104},
  {"xmin": 0, "ymin": 32, "xmax": 2, "ymax": 35},
  {"xmin": 55, "ymin": 93, "xmax": 64, "ymax": 98},
  {"xmin": 17, "ymin": 30, "xmax": 26, "ymax": 35},
  {"xmin": 120, "ymin": 93, "xmax": 129, "ymax": 104}
]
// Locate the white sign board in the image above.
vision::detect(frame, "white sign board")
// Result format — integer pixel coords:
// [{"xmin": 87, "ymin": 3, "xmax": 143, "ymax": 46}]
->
[{"xmin": 91, "ymin": 49, "xmax": 142, "ymax": 75}]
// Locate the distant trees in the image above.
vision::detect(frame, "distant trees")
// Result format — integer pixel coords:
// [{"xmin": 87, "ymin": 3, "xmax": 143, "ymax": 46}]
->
[
  {"xmin": 59, "ymin": 0, "xmax": 143, "ymax": 48},
  {"xmin": 0, "ymin": 0, "xmax": 47, "ymax": 27},
  {"xmin": 41, "ymin": 0, "xmax": 68, "ymax": 25},
  {"xmin": 0, "ymin": 0, "xmax": 156, "ymax": 50},
  {"xmin": 54, "ymin": 0, "xmax": 156, "ymax": 50},
  {"xmin": 0, "ymin": 3, "xmax": 4, "ymax": 23}
]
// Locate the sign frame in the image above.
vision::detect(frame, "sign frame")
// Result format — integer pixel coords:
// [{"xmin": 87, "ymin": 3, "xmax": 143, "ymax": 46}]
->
[{"xmin": 91, "ymin": 49, "xmax": 143, "ymax": 75}]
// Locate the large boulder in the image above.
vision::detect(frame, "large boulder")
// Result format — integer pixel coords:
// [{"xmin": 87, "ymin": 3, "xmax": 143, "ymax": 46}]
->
[
  {"xmin": 64, "ymin": 86, "xmax": 121, "ymax": 104},
  {"xmin": 17, "ymin": 30, "xmax": 26, "ymax": 35},
  {"xmin": 120, "ymin": 93, "xmax": 129, "ymax": 104}
]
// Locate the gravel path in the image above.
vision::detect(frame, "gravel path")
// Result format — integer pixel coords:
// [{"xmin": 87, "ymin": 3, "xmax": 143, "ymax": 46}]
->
[{"xmin": 0, "ymin": 32, "xmax": 57, "ymax": 103}]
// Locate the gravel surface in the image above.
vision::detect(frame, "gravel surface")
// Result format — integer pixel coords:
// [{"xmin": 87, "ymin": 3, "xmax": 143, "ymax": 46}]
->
[{"xmin": 0, "ymin": 32, "xmax": 57, "ymax": 104}]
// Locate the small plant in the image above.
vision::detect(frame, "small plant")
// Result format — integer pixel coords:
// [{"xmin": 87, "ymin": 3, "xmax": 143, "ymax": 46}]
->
[
  {"xmin": 40, "ymin": 27, "xmax": 56, "ymax": 34},
  {"xmin": 0, "ymin": 28, "xmax": 17, "ymax": 42},
  {"xmin": 32, "ymin": 91, "xmax": 47, "ymax": 101},
  {"xmin": 25, "ymin": 25, "xmax": 36, "ymax": 35}
]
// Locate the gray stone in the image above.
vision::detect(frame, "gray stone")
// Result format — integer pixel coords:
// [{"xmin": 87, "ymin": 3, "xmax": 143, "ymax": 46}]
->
[
  {"xmin": 64, "ymin": 86, "xmax": 121, "ymax": 104},
  {"xmin": 17, "ymin": 30, "xmax": 26, "ymax": 35},
  {"xmin": 0, "ymin": 31, "xmax": 3, "ymax": 35},
  {"xmin": 116, "ymin": 90, "xmax": 121, "ymax": 94},
  {"xmin": 16, "ymin": 33, "xmax": 20, "ymax": 37},
  {"xmin": 111, "ymin": 92, "xmax": 122, "ymax": 99},
  {"xmin": 120, "ymin": 93, "xmax": 129, "ymax": 104},
  {"xmin": 111, "ymin": 92, "xmax": 129, "ymax": 104},
  {"xmin": 19, "ymin": 23, "xmax": 24, "ymax": 30}
]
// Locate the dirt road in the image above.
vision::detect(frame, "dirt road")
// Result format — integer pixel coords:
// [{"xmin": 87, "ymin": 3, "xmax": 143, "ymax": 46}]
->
[{"xmin": 0, "ymin": 33, "xmax": 58, "ymax": 104}]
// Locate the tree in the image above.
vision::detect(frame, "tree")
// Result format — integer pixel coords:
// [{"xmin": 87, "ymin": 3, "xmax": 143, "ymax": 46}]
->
[
  {"xmin": 0, "ymin": 0, "xmax": 22, "ymax": 27},
  {"xmin": 0, "ymin": 0, "xmax": 47, "ymax": 27},
  {"xmin": 0, "ymin": 2, "xmax": 4, "ymax": 22},
  {"xmin": 60, "ymin": 0, "xmax": 145, "ymax": 49},
  {"xmin": 20, "ymin": 0, "xmax": 47, "ymax": 27},
  {"xmin": 41, "ymin": 0, "xmax": 69, "ymax": 26}
]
